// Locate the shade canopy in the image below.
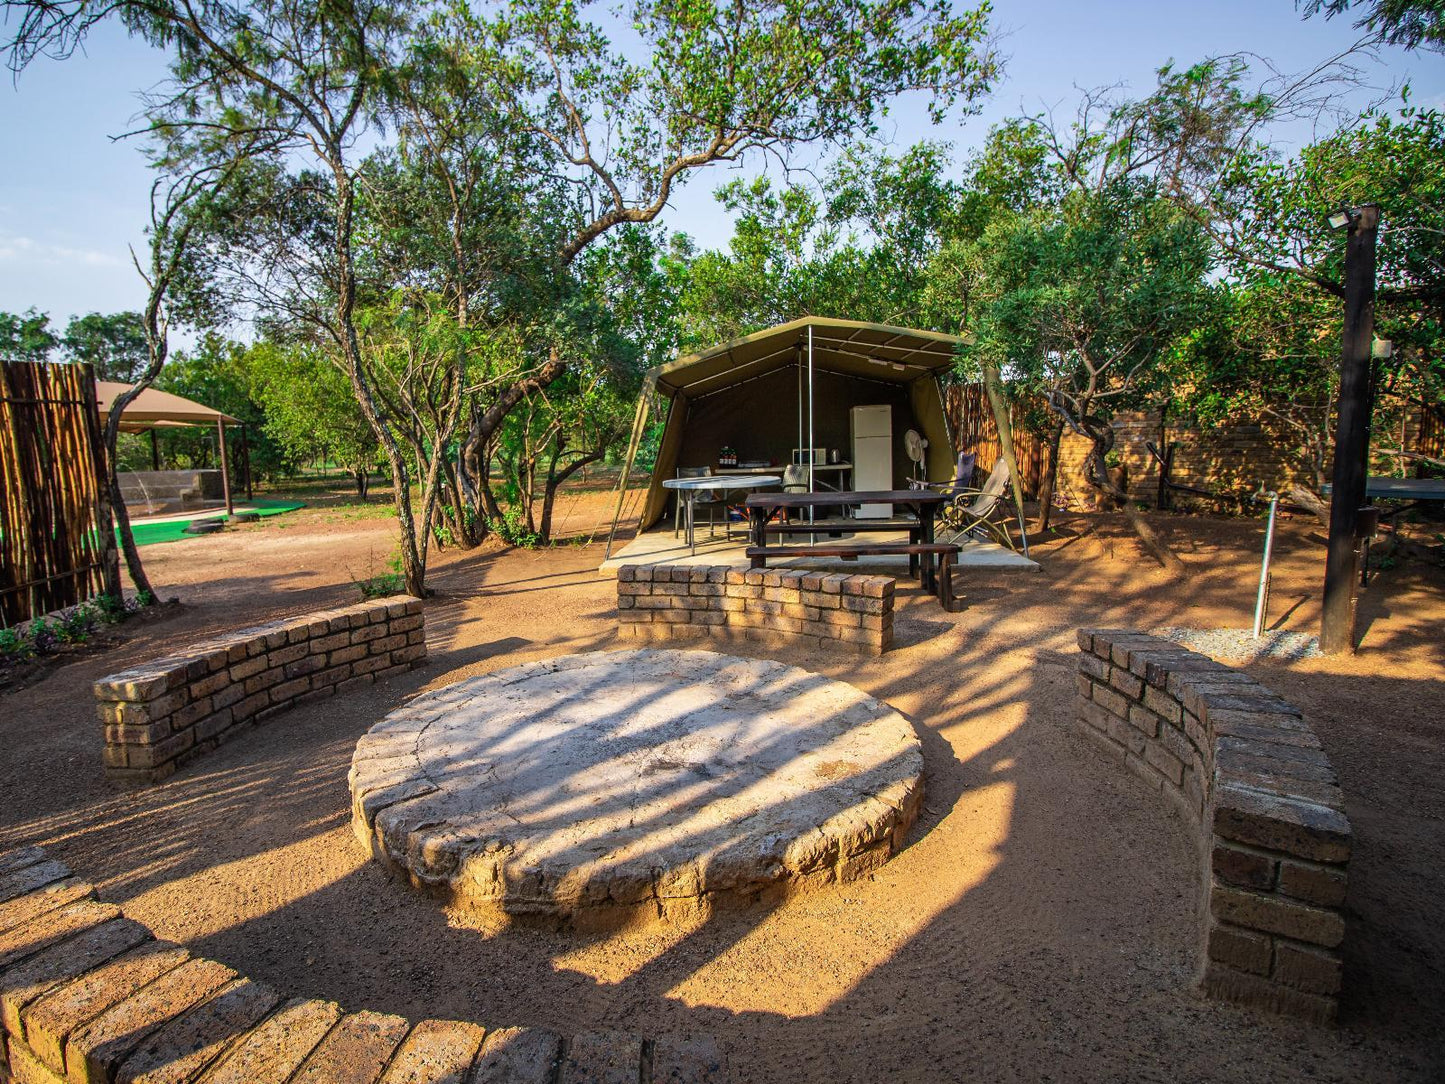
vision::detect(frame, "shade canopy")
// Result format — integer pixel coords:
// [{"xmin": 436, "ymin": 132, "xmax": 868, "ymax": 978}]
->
[
  {"xmin": 96, "ymin": 380, "xmax": 241, "ymax": 433},
  {"xmin": 653, "ymin": 316, "xmax": 970, "ymax": 398},
  {"xmin": 633, "ymin": 318, "xmax": 970, "ymax": 532}
]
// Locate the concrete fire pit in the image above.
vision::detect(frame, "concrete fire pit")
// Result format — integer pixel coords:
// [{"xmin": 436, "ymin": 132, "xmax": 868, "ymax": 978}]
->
[{"xmin": 349, "ymin": 648, "xmax": 923, "ymax": 928}]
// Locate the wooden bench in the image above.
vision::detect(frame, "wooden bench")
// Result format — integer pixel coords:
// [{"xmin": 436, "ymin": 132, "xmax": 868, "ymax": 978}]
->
[{"xmin": 745, "ymin": 542, "xmax": 962, "ymax": 612}]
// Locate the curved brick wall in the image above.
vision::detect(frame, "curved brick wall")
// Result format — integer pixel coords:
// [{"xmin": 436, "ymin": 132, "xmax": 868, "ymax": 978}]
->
[
  {"xmin": 0, "ymin": 845, "xmax": 724, "ymax": 1083},
  {"xmin": 1074, "ymin": 629, "xmax": 1351, "ymax": 1024},
  {"xmin": 95, "ymin": 599, "xmax": 427, "ymax": 786},
  {"xmin": 617, "ymin": 565, "xmax": 893, "ymax": 655}
]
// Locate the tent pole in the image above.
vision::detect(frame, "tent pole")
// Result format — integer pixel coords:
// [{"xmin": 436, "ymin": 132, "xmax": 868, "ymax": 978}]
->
[
  {"xmin": 980, "ymin": 362, "xmax": 1028, "ymax": 557},
  {"xmin": 217, "ymin": 418, "xmax": 233, "ymax": 516},
  {"xmin": 796, "ymin": 348, "xmax": 803, "ymax": 474},
  {"xmin": 149, "ymin": 429, "xmax": 159, "ymax": 471},
  {"xmin": 604, "ymin": 388, "xmax": 652, "ymax": 561},
  {"xmin": 808, "ymin": 326, "xmax": 815, "ymax": 494},
  {"xmin": 807, "ymin": 325, "xmax": 815, "ymax": 537}
]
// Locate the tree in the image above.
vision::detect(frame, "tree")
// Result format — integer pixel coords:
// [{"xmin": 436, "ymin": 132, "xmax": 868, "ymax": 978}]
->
[
  {"xmin": 7, "ymin": 0, "xmax": 999, "ymax": 596},
  {"xmin": 61, "ymin": 312, "xmax": 149, "ymax": 381},
  {"xmin": 1298, "ymin": 0, "xmax": 1445, "ymax": 51},
  {"xmin": 1169, "ymin": 101, "xmax": 1445, "ymax": 489},
  {"xmin": 156, "ymin": 335, "xmax": 290, "ymax": 482},
  {"xmin": 0, "ymin": 309, "xmax": 58, "ymax": 362},
  {"xmin": 99, "ymin": 158, "xmax": 251, "ymax": 602},
  {"xmin": 246, "ymin": 340, "xmax": 380, "ymax": 494},
  {"xmin": 968, "ymin": 180, "xmax": 1212, "ymax": 574}
]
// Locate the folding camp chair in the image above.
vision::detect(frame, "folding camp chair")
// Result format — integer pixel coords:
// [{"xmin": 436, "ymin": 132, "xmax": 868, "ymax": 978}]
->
[{"xmin": 917, "ymin": 458, "xmax": 1025, "ymax": 551}]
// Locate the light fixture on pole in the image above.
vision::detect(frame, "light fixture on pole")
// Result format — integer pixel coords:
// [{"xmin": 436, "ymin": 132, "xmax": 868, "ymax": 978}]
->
[{"xmin": 1327, "ymin": 208, "xmax": 1354, "ymax": 231}]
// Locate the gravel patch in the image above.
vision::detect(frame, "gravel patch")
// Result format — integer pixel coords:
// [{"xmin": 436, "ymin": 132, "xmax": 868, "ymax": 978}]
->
[{"xmin": 1154, "ymin": 626, "xmax": 1322, "ymax": 662}]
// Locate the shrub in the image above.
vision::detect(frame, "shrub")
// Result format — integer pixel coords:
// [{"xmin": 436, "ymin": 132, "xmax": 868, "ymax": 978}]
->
[{"xmin": 351, "ymin": 549, "xmax": 406, "ymax": 599}]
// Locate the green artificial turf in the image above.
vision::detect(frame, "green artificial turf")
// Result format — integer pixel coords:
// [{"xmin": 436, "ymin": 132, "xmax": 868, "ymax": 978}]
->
[{"xmin": 125, "ymin": 498, "xmax": 305, "ymax": 547}]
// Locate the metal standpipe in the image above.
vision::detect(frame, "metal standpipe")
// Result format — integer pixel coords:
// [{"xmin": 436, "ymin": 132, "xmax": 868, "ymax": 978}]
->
[{"xmin": 1253, "ymin": 491, "xmax": 1279, "ymax": 638}]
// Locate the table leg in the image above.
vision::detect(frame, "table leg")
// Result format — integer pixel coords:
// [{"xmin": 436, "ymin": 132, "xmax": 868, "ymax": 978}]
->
[
  {"xmin": 919, "ymin": 504, "xmax": 937, "ymax": 592},
  {"xmin": 687, "ymin": 492, "xmax": 697, "ymax": 555}
]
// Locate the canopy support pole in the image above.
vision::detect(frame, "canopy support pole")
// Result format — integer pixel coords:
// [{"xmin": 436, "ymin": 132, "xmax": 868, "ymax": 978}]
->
[
  {"xmin": 604, "ymin": 388, "xmax": 653, "ymax": 561},
  {"xmin": 217, "ymin": 418, "xmax": 233, "ymax": 516},
  {"xmin": 149, "ymin": 429, "xmax": 159, "ymax": 471},
  {"xmin": 980, "ymin": 361, "xmax": 1029, "ymax": 557}
]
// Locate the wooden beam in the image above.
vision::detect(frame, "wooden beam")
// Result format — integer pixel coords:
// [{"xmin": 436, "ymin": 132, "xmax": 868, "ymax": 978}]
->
[{"xmin": 1320, "ymin": 205, "xmax": 1379, "ymax": 655}]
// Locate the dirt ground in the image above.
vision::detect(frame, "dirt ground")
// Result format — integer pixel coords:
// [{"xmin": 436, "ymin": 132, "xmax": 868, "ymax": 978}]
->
[{"xmin": 2, "ymin": 486, "xmax": 1442, "ymax": 1082}]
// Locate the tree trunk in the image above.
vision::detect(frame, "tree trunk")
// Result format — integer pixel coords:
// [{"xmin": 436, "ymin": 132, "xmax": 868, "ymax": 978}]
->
[
  {"xmin": 108, "ymin": 467, "xmax": 154, "ymax": 600},
  {"xmin": 459, "ymin": 347, "xmax": 567, "ymax": 526},
  {"xmin": 354, "ymin": 470, "xmax": 369, "ymax": 499},
  {"xmin": 1037, "ymin": 422, "xmax": 1063, "ymax": 532},
  {"xmin": 1081, "ymin": 414, "xmax": 1186, "ymax": 577},
  {"xmin": 541, "ymin": 448, "xmax": 605, "ymax": 542},
  {"xmin": 1288, "ymin": 485, "xmax": 1331, "ymax": 527},
  {"xmin": 330, "ymin": 163, "xmax": 426, "ymax": 598}
]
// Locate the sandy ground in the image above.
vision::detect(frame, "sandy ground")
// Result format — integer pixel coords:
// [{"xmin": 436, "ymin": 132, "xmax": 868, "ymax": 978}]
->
[{"xmin": 1, "ymin": 486, "xmax": 1442, "ymax": 1082}]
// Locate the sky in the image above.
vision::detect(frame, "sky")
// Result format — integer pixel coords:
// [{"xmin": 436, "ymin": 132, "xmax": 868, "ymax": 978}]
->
[{"xmin": 0, "ymin": 0, "xmax": 1440, "ymax": 335}]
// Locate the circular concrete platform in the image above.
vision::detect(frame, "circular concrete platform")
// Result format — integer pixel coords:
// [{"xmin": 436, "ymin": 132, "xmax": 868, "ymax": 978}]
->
[{"xmin": 349, "ymin": 649, "xmax": 923, "ymax": 927}]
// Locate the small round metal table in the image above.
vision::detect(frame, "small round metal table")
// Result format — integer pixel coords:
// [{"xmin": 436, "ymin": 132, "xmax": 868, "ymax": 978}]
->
[{"xmin": 662, "ymin": 474, "xmax": 782, "ymax": 555}]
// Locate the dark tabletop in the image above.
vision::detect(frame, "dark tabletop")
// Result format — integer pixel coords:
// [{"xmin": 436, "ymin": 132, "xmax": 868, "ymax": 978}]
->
[{"xmin": 744, "ymin": 489, "xmax": 947, "ymax": 507}]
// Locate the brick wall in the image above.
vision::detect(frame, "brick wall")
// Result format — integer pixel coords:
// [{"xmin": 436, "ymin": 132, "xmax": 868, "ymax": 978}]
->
[
  {"xmin": 94, "ymin": 598, "xmax": 428, "ymax": 786},
  {"xmin": 616, "ymin": 565, "xmax": 893, "ymax": 655},
  {"xmin": 0, "ymin": 845, "xmax": 724, "ymax": 1083},
  {"xmin": 1075, "ymin": 629, "xmax": 1350, "ymax": 1024},
  {"xmin": 1053, "ymin": 409, "xmax": 1320, "ymax": 509}
]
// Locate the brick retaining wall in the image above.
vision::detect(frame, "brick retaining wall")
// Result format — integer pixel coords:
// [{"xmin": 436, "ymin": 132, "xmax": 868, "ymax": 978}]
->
[
  {"xmin": 1075, "ymin": 629, "xmax": 1351, "ymax": 1024},
  {"xmin": 617, "ymin": 565, "xmax": 893, "ymax": 655},
  {"xmin": 0, "ymin": 845, "xmax": 724, "ymax": 1083},
  {"xmin": 95, "ymin": 599, "xmax": 428, "ymax": 786}
]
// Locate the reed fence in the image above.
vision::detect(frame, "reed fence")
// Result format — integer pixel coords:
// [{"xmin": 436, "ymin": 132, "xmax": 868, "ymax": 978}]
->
[
  {"xmin": 0, "ymin": 361, "xmax": 119, "ymax": 626},
  {"xmin": 944, "ymin": 381, "xmax": 1047, "ymax": 495}
]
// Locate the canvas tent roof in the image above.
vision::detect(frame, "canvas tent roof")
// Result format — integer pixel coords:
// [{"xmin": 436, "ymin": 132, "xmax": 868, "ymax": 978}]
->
[
  {"xmin": 96, "ymin": 380, "xmax": 241, "ymax": 433},
  {"xmin": 651, "ymin": 316, "xmax": 970, "ymax": 398}
]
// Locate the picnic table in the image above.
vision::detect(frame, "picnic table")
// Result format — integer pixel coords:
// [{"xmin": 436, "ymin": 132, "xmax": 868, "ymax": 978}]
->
[
  {"xmin": 744, "ymin": 489, "xmax": 949, "ymax": 590},
  {"xmin": 1322, "ymin": 476, "xmax": 1445, "ymax": 510}
]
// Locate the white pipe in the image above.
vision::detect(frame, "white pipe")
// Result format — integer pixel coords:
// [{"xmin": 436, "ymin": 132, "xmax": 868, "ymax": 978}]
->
[{"xmin": 1253, "ymin": 493, "xmax": 1279, "ymax": 638}]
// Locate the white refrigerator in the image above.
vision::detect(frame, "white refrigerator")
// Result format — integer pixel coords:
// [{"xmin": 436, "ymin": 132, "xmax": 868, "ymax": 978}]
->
[{"xmin": 850, "ymin": 405, "xmax": 893, "ymax": 519}]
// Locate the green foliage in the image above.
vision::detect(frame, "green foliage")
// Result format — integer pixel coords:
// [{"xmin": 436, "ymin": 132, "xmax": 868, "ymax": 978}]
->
[
  {"xmin": 0, "ymin": 627, "xmax": 33, "ymax": 660},
  {"xmin": 0, "ymin": 308, "xmax": 58, "ymax": 363},
  {"xmin": 0, "ymin": 596, "xmax": 135, "ymax": 662},
  {"xmin": 1299, "ymin": 0, "xmax": 1445, "ymax": 51},
  {"xmin": 489, "ymin": 505, "xmax": 542, "ymax": 549},
  {"xmin": 246, "ymin": 340, "xmax": 380, "ymax": 487},
  {"xmin": 61, "ymin": 312, "xmax": 150, "ymax": 381},
  {"xmin": 967, "ymin": 180, "xmax": 1213, "ymax": 411},
  {"xmin": 153, "ymin": 335, "xmax": 290, "ymax": 480},
  {"xmin": 350, "ymin": 550, "xmax": 406, "ymax": 599}
]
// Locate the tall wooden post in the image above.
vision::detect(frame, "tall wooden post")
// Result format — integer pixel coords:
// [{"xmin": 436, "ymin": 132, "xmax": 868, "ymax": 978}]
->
[{"xmin": 1320, "ymin": 205, "xmax": 1378, "ymax": 655}]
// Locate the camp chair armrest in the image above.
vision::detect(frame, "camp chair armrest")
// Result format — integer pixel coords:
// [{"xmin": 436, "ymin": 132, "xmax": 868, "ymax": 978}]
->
[{"xmin": 943, "ymin": 487, "xmax": 992, "ymax": 502}]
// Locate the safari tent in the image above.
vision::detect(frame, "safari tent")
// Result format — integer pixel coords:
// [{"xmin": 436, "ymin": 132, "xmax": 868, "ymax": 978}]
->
[{"xmin": 613, "ymin": 317, "xmax": 969, "ymax": 536}]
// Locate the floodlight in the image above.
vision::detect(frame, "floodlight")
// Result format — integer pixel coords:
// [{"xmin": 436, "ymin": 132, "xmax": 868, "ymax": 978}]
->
[
  {"xmin": 1372, "ymin": 338, "xmax": 1394, "ymax": 359},
  {"xmin": 1327, "ymin": 209, "xmax": 1352, "ymax": 231}
]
